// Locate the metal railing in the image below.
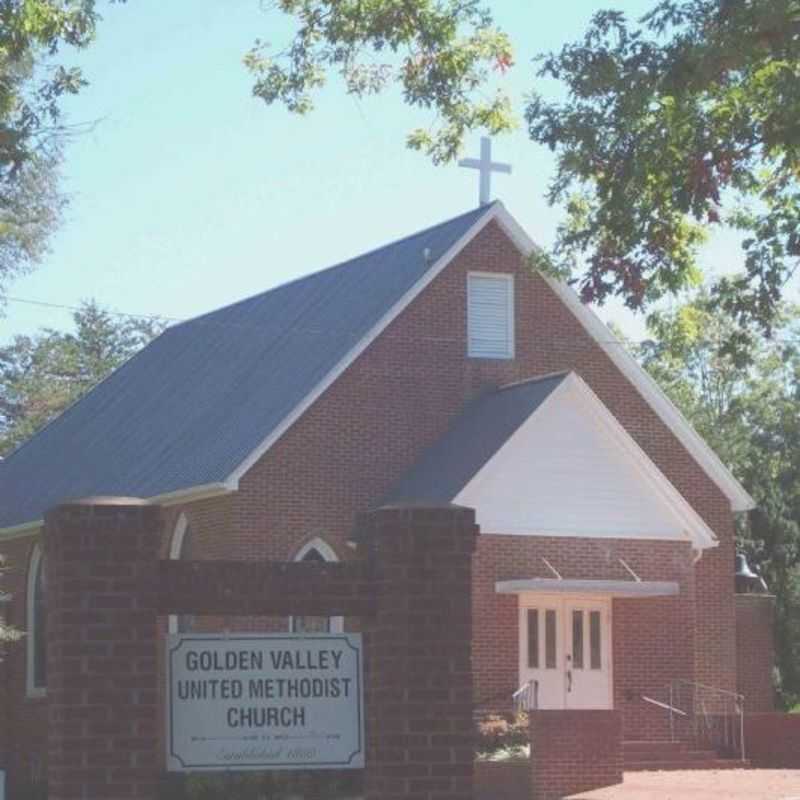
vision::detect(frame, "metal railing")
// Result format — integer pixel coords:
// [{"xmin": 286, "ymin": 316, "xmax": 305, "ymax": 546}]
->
[
  {"xmin": 645, "ymin": 680, "xmax": 745, "ymax": 761},
  {"xmin": 512, "ymin": 679, "xmax": 539, "ymax": 713}
]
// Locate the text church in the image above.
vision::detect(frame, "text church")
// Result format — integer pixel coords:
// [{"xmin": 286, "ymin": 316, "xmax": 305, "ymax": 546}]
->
[{"xmin": 0, "ymin": 141, "xmax": 782, "ymax": 798}]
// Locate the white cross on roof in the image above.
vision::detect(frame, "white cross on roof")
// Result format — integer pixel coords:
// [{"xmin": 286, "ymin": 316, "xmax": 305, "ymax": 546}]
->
[{"xmin": 458, "ymin": 137, "xmax": 512, "ymax": 206}]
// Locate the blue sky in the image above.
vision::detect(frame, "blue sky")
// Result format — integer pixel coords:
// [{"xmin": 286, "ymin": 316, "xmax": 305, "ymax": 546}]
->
[{"xmin": 0, "ymin": 1, "xmax": 759, "ymax": 343}]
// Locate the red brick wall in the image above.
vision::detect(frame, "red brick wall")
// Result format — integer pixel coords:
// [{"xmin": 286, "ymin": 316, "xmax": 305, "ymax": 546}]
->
[
  {"xmin": 529, "ymin": 710, "xmax": 622, "ymax": 800},
  {"xmin": 0, "ymin": 581, "xmax": 9, "ymax": 778},
  {"xmin": 736, "ymin": 595, "xmax": 775, "ymax": 712},
  {"xmin": 1, "ymin": 533, "xmax": 49, "ymax": 796},
  {"xmin": 359, "ymin": 505, "xmax": 478, "ymax": 800},
  {"xmin": 44, "ymin": 499, "xmax": 162, "ymax": 800},
  {"xmin": 744, "ymin": 712, "xmax": 800, "ymax": 767},
  {"xmin": 474, "ymin": 760, "xmax": 529, "ymax": 800}
]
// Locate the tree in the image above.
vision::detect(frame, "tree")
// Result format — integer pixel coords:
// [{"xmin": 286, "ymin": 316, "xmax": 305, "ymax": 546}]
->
[
  {"xmin": 244, "ymin": 0, "xmax": 515, "ymax": 164},
  {"xmin": 635, "ymin": 294, "xmax": 800, "ymax": 706},
  {"xmin": 527, "ymin": 0, "xmax": 800, "ymax": 351},
  {"xmin": 0, "ymin": 1, "xmax": 119, "ymax": 302},
  {"xmin": 0, "ymin": 299, "xmax": 165, "ymax": 457},
  {"xmin": 256, "ymin": 1, "xmax": 800, "ymax": 347}
]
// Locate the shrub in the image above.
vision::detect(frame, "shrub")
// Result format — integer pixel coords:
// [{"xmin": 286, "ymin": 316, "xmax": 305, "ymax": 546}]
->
[{"xmin": 475, "ymin": 712, "xmax": 529, "ymax": 760}]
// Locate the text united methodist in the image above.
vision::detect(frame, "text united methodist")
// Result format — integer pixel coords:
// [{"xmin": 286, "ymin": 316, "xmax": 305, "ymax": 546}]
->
[{"xmin": 175, "ymin": 646, "xmax": 354, "ymax": 729}]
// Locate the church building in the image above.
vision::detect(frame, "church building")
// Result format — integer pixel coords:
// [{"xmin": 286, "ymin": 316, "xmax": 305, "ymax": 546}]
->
[{"xmin": 0, "ymin": 177, "xmax": 776, "ymax": 795}]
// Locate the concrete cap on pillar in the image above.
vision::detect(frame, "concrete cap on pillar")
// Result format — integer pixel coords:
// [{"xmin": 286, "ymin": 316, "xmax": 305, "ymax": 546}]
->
[
  {"xmin": 44, "ymin": 495, "xmax": 159, "ymax": 526},
  {"xmin": 57, "ymin": 496, "xmax": 153, "ymax": 507}
]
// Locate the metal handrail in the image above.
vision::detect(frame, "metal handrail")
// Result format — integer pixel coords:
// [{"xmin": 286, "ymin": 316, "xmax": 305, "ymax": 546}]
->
[
  {"xmin": 671, "ymin": 678, "xmax": 745, "ymax": 701},
  {"xmin": 641, "ymin": 694, "xmax": 687, "ymax": 716},
  {"xmin": 661, "ymin": 680, "xmax": 746, "ymax": 762},
  {"xmin": 512, "ymin": 679, "xmax": 539, "ymax": 712}
]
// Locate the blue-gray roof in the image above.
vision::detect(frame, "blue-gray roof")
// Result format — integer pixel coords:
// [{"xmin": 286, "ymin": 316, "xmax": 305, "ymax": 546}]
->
[
  {"xmin": 0, "ymin": 204, "xmax": 494, "ymax": 529},
  {"xmin": 385, "ymin": 372, "xmax": 568, "ymax": 504}
]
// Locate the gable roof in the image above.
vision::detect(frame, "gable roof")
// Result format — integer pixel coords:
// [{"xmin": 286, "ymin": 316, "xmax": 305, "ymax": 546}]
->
[
  {"xmin": 0, "ymin": 205, "xmax": 493, "ymax": 532},
  {"xmin": 387, "ymin": 372, "xmax": 568, "ymax": 505},
  {"xmin": 0, "ymin": 201, "xmax": 753, "ymax": 535},
  {"xmin": 387, "ymin": 371, "xmax": 718, "ymax": 549}
]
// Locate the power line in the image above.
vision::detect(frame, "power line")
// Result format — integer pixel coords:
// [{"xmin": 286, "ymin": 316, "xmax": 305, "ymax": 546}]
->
[
  {"xmin": 4, "ymin": 296, "xmax": 182, "ymax": 324},
  {"xmin": 3, "ymin": 293, "xmax": 800, "ymax": 346}
]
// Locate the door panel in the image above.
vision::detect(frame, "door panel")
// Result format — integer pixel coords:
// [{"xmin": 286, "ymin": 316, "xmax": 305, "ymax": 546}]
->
[
  {"xmin": 519, "ymin": 596, "xmax": 611, "ymax": 710},
  {"xmin": 518, "ymin": 604, "xmax": 563, "ymax": 709},
  {"xmin": 564, "ymin": 601, "xmax": 611, "ymax": 709}
]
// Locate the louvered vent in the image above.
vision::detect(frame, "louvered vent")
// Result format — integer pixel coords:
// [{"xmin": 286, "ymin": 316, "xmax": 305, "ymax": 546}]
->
[{"xmin": 467, "ymin": 273, "xmax": 514, "ymax": 359}]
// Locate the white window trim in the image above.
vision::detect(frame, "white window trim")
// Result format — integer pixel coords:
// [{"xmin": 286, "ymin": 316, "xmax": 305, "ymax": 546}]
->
[
  {"xmin": 467, "ymin": 271, "xmax": 515, "ymax": 359},
  {"xmin": 25, "ymin": 543, "xmax": 45, "ymax": 699},
  {"xmin": 168, "ymin": 514, "xmax": 189, "ymax": 635},
  {"xmin": 290, "ymin": 537, "xmax": 343, "ymax": 634}
]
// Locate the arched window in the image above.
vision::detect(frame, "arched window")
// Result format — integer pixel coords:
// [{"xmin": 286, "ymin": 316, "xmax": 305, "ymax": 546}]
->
[
  {"xmin": 290, "ymin": 538, "xmax": 343, "ymax": 634},
  {"xmin": 26, "ymin": 543, "xmax": 46, "ymax": 697},
  {"xmin": 168, "ymin": 515, "xmax": 194, "ymax": 635}
]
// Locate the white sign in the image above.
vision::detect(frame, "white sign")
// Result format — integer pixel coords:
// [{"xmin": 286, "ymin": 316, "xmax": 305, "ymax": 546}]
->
[{"xmin": 167, "ymin": 633, "xmax": 364, "ymax": 771}]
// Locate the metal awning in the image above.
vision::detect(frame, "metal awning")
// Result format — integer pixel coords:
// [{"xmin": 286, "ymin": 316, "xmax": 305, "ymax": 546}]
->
[{"xmin": 495, "ymin": 578, "xmax": 679, "ymax": 598}]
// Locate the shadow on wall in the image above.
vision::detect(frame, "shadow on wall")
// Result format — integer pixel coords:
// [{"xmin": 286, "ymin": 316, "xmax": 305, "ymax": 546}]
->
[
  {"xmin": 12, "ymin": 773, "xmax": 364, "ymax": 800},
  {"xmin": 158, "ymin": 772, "xmax": 363, "ymax": 799}
]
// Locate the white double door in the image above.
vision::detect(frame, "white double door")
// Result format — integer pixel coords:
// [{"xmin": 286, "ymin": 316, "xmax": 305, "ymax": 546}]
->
[{"xmin": 518, "ymin": 595, "xmax": 612, "ymax": 710}]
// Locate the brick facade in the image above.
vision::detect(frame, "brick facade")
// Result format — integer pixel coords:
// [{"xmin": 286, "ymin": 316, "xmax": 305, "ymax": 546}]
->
[
  {"xmin": 0, "ymin": 218, "xmax": 747, "ymax": 792},
  {"xmin": 474, "ymin": 760, "xmax": 529, "ymax": 800},
  {"xmin": 735, "ymin": 594, "xmax": 775, "ymax": 712},
  {"xmin": 1, "ymin": 535, "xmax": 48, "ymax": 796},
  {"xmin": 529, "ymin": 710, "xmax": 622, "ymax": 800},
  {"xmin": 744, "ymin": 713, "xmax": 800, "ymax": 768}
]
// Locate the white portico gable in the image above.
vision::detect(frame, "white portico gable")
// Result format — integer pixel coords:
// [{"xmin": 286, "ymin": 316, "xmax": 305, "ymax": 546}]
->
[
  {"xmin": 388, "ymin": 370, "xmax": 717, "ymax": 550},
  {"xmin": 453, "ymin": 371, "xmax": 717, "ymax": 549}
]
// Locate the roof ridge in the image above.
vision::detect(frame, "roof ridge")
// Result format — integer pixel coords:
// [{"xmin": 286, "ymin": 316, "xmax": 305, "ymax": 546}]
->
[
  {"xmin": 496, "ymin": 371, "xmax": 571, "ymax": 392},
  {"xmin": 176, "ymin": 203, "xmax": 497, "ymax": 330}
]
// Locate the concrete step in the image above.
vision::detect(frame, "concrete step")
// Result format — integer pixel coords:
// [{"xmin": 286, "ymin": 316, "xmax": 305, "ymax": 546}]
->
[
  {"xmin": 623, "ymin": 741, "xmax": 748, "ymax": 771},
  {"xmin": 624, "ymin": 740, "xmax": 687, "ymax": 751},
  {"xmin": 626, "ymin": 759, "xmax": 750, "ymax": 772},
  {"xmin": 626, "ymin": 749, "xmax": 719, "ymax": 763}
]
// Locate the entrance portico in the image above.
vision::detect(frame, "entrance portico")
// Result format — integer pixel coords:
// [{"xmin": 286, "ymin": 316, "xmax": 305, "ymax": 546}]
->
[
  {"xmin": 500, "ymin": 579, "xmax": 680, "ymax": 711},
  {"xmin": 387, "ymin": 369, "xmax": 720, "ymax": 722}
]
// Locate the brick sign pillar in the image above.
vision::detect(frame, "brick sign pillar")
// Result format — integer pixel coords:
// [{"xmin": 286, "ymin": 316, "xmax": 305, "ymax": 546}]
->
[
  {"xmin": 45, "ymin": 497, "xmax": 161, "ymax": 800},
  {"xmin": 530, "ymin": 711, "xmax": 622, "ymax": 800},
  {"xmin": 358, "ymin": 504, "xmax": 479, "ymax": 800}
]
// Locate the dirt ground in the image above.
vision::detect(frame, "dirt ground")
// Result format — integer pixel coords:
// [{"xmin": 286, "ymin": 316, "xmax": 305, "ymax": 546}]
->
[{"xmin": 568, "ymin": 769, "xmax": 800, "ymax": 800}]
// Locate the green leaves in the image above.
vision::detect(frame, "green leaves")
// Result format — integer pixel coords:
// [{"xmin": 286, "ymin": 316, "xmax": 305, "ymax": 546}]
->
[
  {"xmin": 526, "ymin": 0, "xmax": 800, "ymax": 348},
  {"xmin": 0, "ymin": 300, "xmax": 165, "ymax": 457},
  {"xmin": 245, "ymin": 0, "xmax": 516, "ymax": 163},
  {"xmin": 638, "ymin": 293, "xmax": 800, "ymax": 706},
  {"xmin": 0, "ymin": 0, "xmax": 119, "ymax": 302}
]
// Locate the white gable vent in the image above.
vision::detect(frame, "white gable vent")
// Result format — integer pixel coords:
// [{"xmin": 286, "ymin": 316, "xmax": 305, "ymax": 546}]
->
[{"xmin": 467, "ymin": 272, "xmax": 515, "ymax": 359}]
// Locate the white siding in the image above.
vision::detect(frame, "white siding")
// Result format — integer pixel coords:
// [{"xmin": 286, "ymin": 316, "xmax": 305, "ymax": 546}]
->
[
  {"xmin": 467, "ymin": 273, "xmax": 514, "ymax": 359},
  {"xmin": 455, "ymin": 376, "xmax": 708, "ymax": 544}
]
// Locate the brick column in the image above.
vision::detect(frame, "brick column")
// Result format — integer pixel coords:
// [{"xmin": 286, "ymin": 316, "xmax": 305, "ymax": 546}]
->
[
  {"xmin": 735, "ymin": 594, "xmax": 775, "ymax": 712},
  {"xmin": 358, "ymin": 504, "xmax": 479, "ymax": 800},
  {"xmin": 45, "ymin": 497, "xmax": 162, "ymax": 800},
  {"xmin": 530, "ymin": 710, "xmax": 622, "ymax": 800}
]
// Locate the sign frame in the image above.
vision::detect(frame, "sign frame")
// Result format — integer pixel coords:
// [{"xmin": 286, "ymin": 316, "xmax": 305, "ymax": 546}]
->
[{"xmin": 166, "ymin": 633, "xmax": 364, "ymax": 772}]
